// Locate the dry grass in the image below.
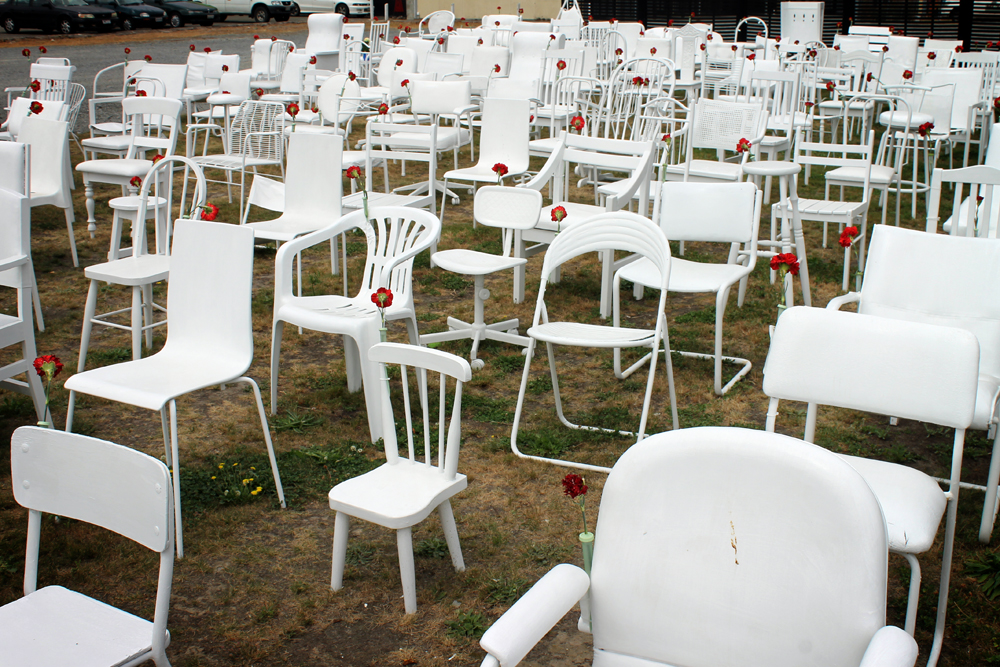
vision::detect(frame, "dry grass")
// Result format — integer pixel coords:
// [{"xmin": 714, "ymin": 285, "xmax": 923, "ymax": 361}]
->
[{"xmin": 0, "ymin": 113, "xmax": 997, "ymax": 667}]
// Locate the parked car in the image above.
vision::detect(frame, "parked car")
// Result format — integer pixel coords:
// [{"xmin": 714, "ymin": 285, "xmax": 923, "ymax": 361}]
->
[
  {"xmin": 214, "ymin": 0, "xmax": 291, "ymax": 23},
  {"xmin": 84, "ymin": 0, "xmax": 165, "ymax": 28},
  {"xmin": 333, "ymin": 0, "xmax": 368, "ymax": 16},
  {"xmin": 1, "ymin": 0, "xmax": 118, "ymax": 33},
  {"xmin": 145, "ymin": 0, "xmax": 216, "ymax": 26}
]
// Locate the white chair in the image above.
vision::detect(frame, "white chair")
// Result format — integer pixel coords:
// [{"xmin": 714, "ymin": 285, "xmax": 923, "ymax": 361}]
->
[
  {"xmin": 0, "ymin": 426, "xmax": 175, "ymax": 667},
  {"xmin": 839, "ymin": 225, "xmax": 1000, "ymax": 544},
  {"xmin": 616, "ymin": 181, "xmax": 762, "ymax": 396},
  {"xmin": 478, "ymin": 426, "xmax": 918, "ymax": 667},
  {"xmin": 303, "ymin": 11, "xmax": 344, "ymax": 65},
  {"xmin": 885, "ymin": 34, "xmax": 919, "ymax": 69},
  {"xmin": 0, "ymin": 98, "xmax": 66, "ymax": 141},
  {"xmin": 270, "ymin": 207, "xmax": 441, "ymax": 443},
  {"xmin": 0, "ymin": 142, "xmax": 44, "ymax": 332},
  {"xmin": 342, "ymin": 119, "xmax": 438, "ymax": 214},
  {"xmin": 330, "ymin": 342, "xmax": 471, "ymax": 614},
  {"xmin": 65, "ymin": 219, "xmax": 287, "ymax": 559},
  {"xmin": 438, "ymin": 97, "xmax": 532, "ymax": 223},
  {"xmin": 75, "ymin": 156, "xmax": 206, "ymax": 369},
  {"xmin": 357, "ymin": 47, "xmax": 418, "ymax": 105},
  {"xmin": 418, "ymin": 9, "xmax": 454, "ymax": 38},
  {"xmin": 17, "ymin": 116, "xmax": 78, "ymax": 268},
  {"xmin": 421, "ymin": 186, "xmax": 541, "ymax": 368},
  {"xmin": 929, "ymin": 164, "xmax": 1000, "ymax": 237},
  {"xmin": 4, "ymin": 63, "xmax": 75, "ymax": 109},
  {"xmin": 663, "ymin": 98, "xmax": 768, "ymax": 183},
  {"xmin": 183, "ymin": 100, "xmax": 285, "ymax": 221},
  {"xmin": 76, "ymin": 97, "xmax": 183, "ymax": 244},
  {"xmin": 764, "ymin": 303, "xmax": 979, "ymax": 667},
  {"xmin": 921, "ymin": 67, "xmax": 987, "ymax": 169},
  {"xmin": 509, "ymin": 212, "xmax": 679, "ymax": 474},
  {"xmin": 0, "ymin": 188, "xmax": 46, "ymax": 422}
]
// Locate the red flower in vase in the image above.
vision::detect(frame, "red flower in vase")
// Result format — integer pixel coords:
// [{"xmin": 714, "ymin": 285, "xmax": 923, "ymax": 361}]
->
[
  {"xmin": 747, "ymin": 52, "xmax": 756, "ymax": 60},
  {"xmin": 190, "ymin": 44, "xmax": 196, "ymax": 51},
  {"xmin": 928, "ymin": 52, "xmax": 937, "ymax": 61},
  {"xmin": 309, "ymin": 56, "xmax": 317, "ymax": 65},
  {"xmin": 556, "ymin": 59, "xmax": 567, "ymax": 70},
  {"xmin": 29, "ymin": 80, "xmax": 40, "ymax": 92},
  {"xmin": 826, "ymin": 80, "xmax": 836, "ymax": 91},
  {"xmin": 393, "ymin": 35, "xmax": 400, "ymax": 44},
  {"xmin": 903, "ymin": 69, "xmax": 913, "ymax": 80},
  {"xmin": 770, "ymin": 252, "xmax": 800, "ymax": 275},
  {"xmin": 33, "ymin": 355, "xmax": 63, "ymax": 380},
  {"xmin": 569, "ymin": 115, "xmax": 585, "ymax": 131},
  {"xmin": 144, "ymin": 54, "xmax": 152, "ymax": 62},
  {"xmin": 493, "ymin": 63, "xmax": 501, "ymax": 73},
  {"xmin": 134, "ymin": 90, "xmax": 147, "ymax": 97},
  {"xmin": 21, "ymin": 48, "xmax": 30, "ymax": 57},
  {"xmin": 38, "ymin": 46, "xmax": 46, "ymax": 54},
  {"xmin": 124, "ymin": 47, "xmax": 131, "ymax": 55},
  {"xmin": 838, "ymin": 225, "xmax": 859, "ymax": 248},
  {"xmin": 130, "ymin": 176, "xmax": 142, "ymax": 188},
  {"xmin": 348, "ymin": 71, "xmax": 357, "ymax": 81},
  {"xmin": 562, "ymin": 473, "xmax": 587, "ymax": 498},
  {"xmin": 551, "ymin": 205, "xmax": 567, "ymax": 224},
  {"xmin": 918, "ymin": 121, "xmax": 934, "ymax": 137},
  {"xmin": 492, "ymin": 162, "xmax": 508, "ymax": 181},
  {"xmin": 650, "ymin": 47, "xmax": 657, "ymax": 55},
  {"xmin": 736, "ymin": 137, "xmax": 752, "ymax": 154},
  {"xmin": 377, "ymin": 102, "xmax": 389, "ymax": 115},
  {"xmin": 200, "ymin": 203, "xmax": 219, "ymax": 221},
  {"xmin": 371, "ymin": 287, "xmax": 393, "ymax": 309},
  {"xmin": 286, "ymin": 102, "xmax": 300, "ymax": 118},
  {"xmin": 29, "ymin": 101, "xmax": 43, "ymax": 114}
]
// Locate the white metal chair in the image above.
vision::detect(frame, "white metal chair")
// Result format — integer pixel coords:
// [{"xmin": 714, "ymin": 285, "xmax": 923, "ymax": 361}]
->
[
  {"xmin": 342, "ymin": 120, "xmax": 438, "ymax": 214},
  {"xmin": 18, "ymin": 116, "xmax": 78, "ymax": 268},
  {"xmin": 663, "ymin": 98, "xmax": 768, "ymax": 183},
  {"xmin": 270, "ymin": 207, "xmax": 441, "ymax": 443},
  {"xmin": 509, "ymin": 212, "xmax": 679, "ymax": 474},
  {"xmin": 422, "ymin": 186, "xmax": 541, "ymax": 368},
  {"xmin": 764, "ymin": 302, "xmax": 980, "ymax": 667},
  {"xmin": 418, "ymin": 9, "xmax": 454, "ymax": 39},
  {"xmin": 75, "ymin": 156, "xmax": 206, "ymax": 369},
  {"xmin": 479, "ymin": 425, "xmax": 918, "ymax": 667},
  {"xmin": 860, "ymin": 225, "xmax": 1000, "ymax": 546},
  {"xmin": 183, "ymin": 100, "xmax": 285, "ymax": 222},
  {"xmin": 0, "ymin": 142, "xmax": 44, "ymax": 332},
  {"xmin": 0, "ymin": 426, "xmax": 175, "ymax": 667},
  {"xmin": 616, "ymin": 181, "xmax": 762, "ymax": 395},
  {"xmin": 0, "ymin": 188, "xmax": 46, "ymax": 422},
  {"xmin": 330, "ymin": 342, "xmax": 471, "ymax": 614},
  {"xmin": 65, "ymin": 219, "xmax": 286, "ymax": 559}
]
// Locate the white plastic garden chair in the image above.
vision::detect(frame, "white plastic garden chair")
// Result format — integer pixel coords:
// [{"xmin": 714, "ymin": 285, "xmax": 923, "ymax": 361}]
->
[
  {"xmin": 0, "ymin": 188, "xmax": 46, "ymax": 422},
  {"xmin": 65, "ymin": 219, "xmax": 286, "ymax": 559},
  {"xmin": 182, "ymin": 100, "xmax": 285, "ymax": 222},
  {"xmin": 0, "ymin": 426, "xmax": 175, "ymax": 667},
  {"xmin": 270, "ymin": 207, "xmax": 441, "ymax": 443},
  {"xmin": 330, "ymin": 342, "xmax": 471, "ymax": 614},
  {"xmin": 437, "ymin": 97, "xmax": 532, "ymax": 224},
  {"xmin": 509, "ymin": 212, "xmax": 678, "ymax": 474},
  {"xmin": 479, "ymin": 425, "xmax": 918, "ymax": 667},
  {"xmin": 616, "ymin": 181, "xmax": 762, "ymax": 396},
  {"xmin": 77, "ymin": 96, "xmax": 183, "ymax": 243},
  {"xmin": 18, "ymin": 116, "xmax": 78, "ymax": 267},
  {"xmin": 75, "ymin": 156, "xmax": 206, "ymax": 369},
  {"xmin": 0, "ymin": 141, "xmax": 44, "ymax": 332},
  {"xmin": 764, "ymin": 303, "xmax": 979, "ymax": 667},
  {"xmin": 837, "ymin": 225, "xmax": 1000, "ymax": 545},
  {"xmin": 422, "ymin": 186, "xmax": 541, "ymax": 368}
]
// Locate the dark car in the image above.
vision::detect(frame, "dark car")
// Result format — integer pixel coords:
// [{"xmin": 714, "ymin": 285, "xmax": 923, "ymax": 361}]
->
[
  {"xmin": 145, "ymin": 0, "xmax": 215, "ymax": 27},
  {"xmin": 84, "ymin": 0, "xmax": 165, "ymax": 29},
  {"xmin": 1, "ymin": 0, "xmax": 118, "ymax": 33}
]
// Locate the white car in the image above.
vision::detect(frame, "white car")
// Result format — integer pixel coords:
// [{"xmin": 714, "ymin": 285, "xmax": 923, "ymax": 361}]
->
[{"xmin": 291, "ymin": 0, "xmax": 368, "ymax": 16}]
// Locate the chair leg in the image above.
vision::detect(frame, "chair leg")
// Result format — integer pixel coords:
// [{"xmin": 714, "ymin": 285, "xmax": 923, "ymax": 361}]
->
[
  {"xmin": 84, "ymin": 181, "xmax": 97, "ymax": 238},
  {"xmin": 396, "ymin": 526, "xmax": 417, "ymax": 614},
  {"xmin": 65, "ymin": 391, "xmax": 76, "ymax": 431},
  {"xmin": 438, "ymin": 500, "xmax": 465, "ymax": 572},
  {"xmin": 64, "ymin": 206, "xmax": 78, "ymax": 267},
  {"xmin": 926, "ymin": 494, "xmax": 960, "ymax": 667},
  {"xmin": 28, "ymin": 258, "xmax": 44, "ymax": 332},
  {"xmin": 131, "ymin": 285, "xmax": 143, "ymax": 361},
  {"xmin": 331, "ymin": 511, "xmax": 349, "ymax": 590},
  {"xmin": 168, "ymin": 399, "xmax": 184, "ymax": 559},
  {"xmin": 160, "ymin": 406, "xmax": 171, "ymax": 468},
  {"xmin": 142, "ymin": 283, "xmax": 154, "ymax": 350},
  {"xmin": 77, "ymin": 279, "xmax": 99, "ymax": 373},
  {"xmin": 980, "ymin": 429, "xmax": 1000, "ymax": 543},
  {"xmin": 901, "ymin": 551, "xmax": 921, "ymax": 636},
  {"xmin": 270, "ymin": 319, "xmax": 284, "ymax": 416},
  {"xmin": 232, "ymin": 376, "xmax": 286, "ymax": 508}
]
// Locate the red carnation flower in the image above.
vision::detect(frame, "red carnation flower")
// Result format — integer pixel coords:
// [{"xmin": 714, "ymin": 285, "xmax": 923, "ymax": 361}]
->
[
  {"xmin": 556, "ymin": 59, "xmax": 567, "ymax": 70},
  {"xmin": 736, "ymin": 137, "xmax": 752, "ymax": 153},
  {"xmin": 348, "ymin": 71, "xmax": 357, "ymax": 81},
  {"xmin": 371, "ymin": 287, "xmax": 393, "ymax": 309},
  {"xmin": 29, "ymin": 80, "xmax": 40, "ymax": 93},
  {"xmin": 378, "ymin": 102, "xmax": 389, "ymax": 115},
  {"xmin": 562, "ymin": 473, "xmax": 587, "ymax": 499},
  {"xmin": 346, "ymin": 165, "xmax": 362, "ymax": 180},
  {"xmin": 551, "ymin": 205, "xmax": 567, "ymax": 223},
  {"xmin": 144, "ymin": 54, "xmax": 152, "ymax": 62},
  {"xmin": 770, "ymin": 252, "xmax": 799, "ymax": 275},
  {"xmin": 286, "ymin": 102, "xmax": 300, "ymax": 117},
  {"xmin": 33, "ymin": 355, "xmax": 63, "ymax": 380},
  {"xmin": 493, "ymin": 63, "xmax": 501, "ymax": 73},
  {"xmin": 200, "ymin": 202, "xmax": 219, "ymax": 221},
  {"xmin": 130, "ymin": 176, "xmax": 142, "ymax": 188},
  {"xmin": 135, "ymin": 90, "xmax": 147, "ymax": 97},
  {"xmin": 29, "ymin": 101, "xmax": 43, "ymax": 115},
  {"xmin": 21, "ymin": 48, "xmax": 29, "ymax": 57},
  {"xmin": 190, "ymin": 44, "xmax": 196, "ymax": 51},
  {"xmin": 39, "ymin": 46, "xmax": 46, "ymax": 54},
  {"xmin": 903, "ymin": 69, "xmax": 913, "ymax": 80},
  {"xmin": 124, "ymin": 47, "xmax": 131, "ymax": 54},
  {"xmin": 570, "ymin": 115, "xmax": 585, "ymax": 131}
]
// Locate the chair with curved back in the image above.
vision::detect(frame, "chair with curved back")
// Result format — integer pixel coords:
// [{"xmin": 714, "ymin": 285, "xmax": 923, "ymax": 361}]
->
[
  {"xmin": 477, "ymin": 426, "xmax": 919, "ymax": 667},
  {"xmin": 330, "ymin": 342, "xmax": 471, "ymax": 615},
  {"xmin": 419, "ymin": 10, "xmax": 454, "ymax": 39},
  {"xmin": 65, "ymin": 219, "xmax": 287, "ymax": 559}
]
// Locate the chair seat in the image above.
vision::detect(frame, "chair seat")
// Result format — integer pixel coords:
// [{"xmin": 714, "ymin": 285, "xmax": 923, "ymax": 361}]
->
[
  {"xmin": 90, "ymin": 122, "xmax": 126, "ymax": 135},
  {"xmin": 64, "ymin": 346, "xmax": 249, "ymax": 411},
  {"xmin": 445, "ymin": 162, "xmax": 528, "ymax": 183},
  {"xmin": 780, "ymin": 197, "xmax": 866, "ymax": 220},
  {"xmin": 536, "ymin": 202, "xmax": 604, "ymax": 232},
  {"xmin": 818, "ymin": 99, "xmax": 874, "ymax": 112},
  {"xmin": 386, "ymin": 128, "xmax": 470, "ymax": 151},
  {"xmin": 76, "ymin": 158, "xmax": 153, "ymax": 178},
  {"xmin": 275, "ymin": 294, "xmax": 382, "ymax": 334},
  {"xmin": 191, "ymin": 155, "xmax": 279, "ymax": 170},
  {"xmin": 183, "ymin": 86, "xmax": 218, "ymax": 98},
  {"xmin": 619, "ymin": 256, "xmax": 749, "ymax": 294},
  {"xmin": 528, "ymin": 136, "xmax": 562, "ymax": 155},
  {"xmin": 825, "ymin": 164, "xmax": 896, "ymax": 186},
  {"xmin": 431, "ymin": 248, "xmax": 526, "ymax": 276},
  {"xmin": 0, "ymin": 585, "xmax": 156, "ymax": 667},
  {"xmin": 84, "ymin": 255, "xmax": 170, "ymax": 286},
  {"xmin": 839, "ymin": 454, "xmax": 945, "ymax": 554},
  {"xmin": 528, "ymin": 321, "xmax": 656, "ymax": 348},
  {"xmin": 80, "ymin": 135, "xmax": 132, "ymax": 152},
  {"xmin": 878, "ymin": 109, "xmax": 935, "ymax": 129},
  {"xmin": 328, "ymin": 460, "xmax": 467, "ymax": 529},
  {"xmin": 664, "ymin": 159, "xmax": 742, "ymax": 181},
  {"xmin": 358, "ymin": 86, "xmax": 390, "ymax": 101},
  {"xmin": 192, "ymin": 107, "xmax": 240, "ymax": 121},
  {"xmin": 343, "ymin": 190, "xmax": 431, "ymax": 210},
  {"xmin": 282, "ymin": 124, "xmax": 344, "ymax": 137},
  {"xmin": 108, "ymin": 194, "xmax": 168, "ymax": 213},
  {"xmin": 248, "ymin": 214, "xmax": 336, "ymax": 242}
]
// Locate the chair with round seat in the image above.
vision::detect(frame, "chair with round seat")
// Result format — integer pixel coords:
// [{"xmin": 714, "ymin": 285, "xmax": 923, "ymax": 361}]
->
[
  {"xmin": 76, "ymin": 96, "xmax": 183, "ymax": 241},
  {"xmin": 421, "ymin": 186, "xmax": 541, "ymax": 369}
]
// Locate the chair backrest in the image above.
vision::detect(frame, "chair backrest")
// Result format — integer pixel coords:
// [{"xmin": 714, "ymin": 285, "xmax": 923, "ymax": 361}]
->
[
  {"xmin": 305, "ymin": 12, "xmax": 344, "ymax": 53},
  {"xmin": 276, "ymin": 52, "xmax": 311, "ymax": 94},
  {"xmin": 469, "ymin": 46, "xmax": 510, "ymax": 77},
  {"xmin": 134, "ymin": 155, "xmax": 207, "ymax": 256},
  {"xmin": 861, "ymin": 225, "xmax": 1000, "ymax": 384},
  {"xmin": 614, "ymin": 21, "xmax": 644, "ymax": 58},
  {"xmin": 654, "ymin": 181, "xmax": 760, "ymax": 251},
  {"xmin": 205, "ymin": 54, "xmax": 240, "ymax": 83},
  {"xmin": 377, "ymin": 47, "xmax": 419, "ymax": 87},
  {"xmin": 925, "ymin": 38, "xmax": 963, "ymax": 53},
  {"xmin": 423, "ymin": 51, "xmax": 464, "ymax": 79},
  {"xmin": 510, "ymin": 32, "xmax": 564, "ymax": 80},
  {"xmin": 794, "ymin": 124, "xmax": 875, "ymax": 199},
  {"xmin": 26, "ymin": 63, "xmax": 75, "ymax": 103},
  {"xmin": 410, "ymin": 79, "xmax": 470, "ymax": 116},
  {"xmin": 886, "ymin": 34, "xmax": 919, "ymax": 69},
  {"xmin": 922, "ymin": 67, "xmax": 982, "ymax": 132},
  {"xmin": 365, "ymin": 120, "xmax": 437, "ymax": 213},
  {"xmin": 929, "ymin": 164, "xmax": 1000, "ymax": 238},
  {"xmin": 764, "ymin": 304, "xmax": 979, "ymax": 434},
  {"xmin": 475, "ymin": 97, "xmax": 531, "ymax": 175},
  {"xmin": 474, "ymin": 186, "xmax": 542, "ymax": 259},
  {"xmin": 247, "ymin": 39, "xmax": 272, "ymax": 77},
  {"xmin": 64, "ymin": 82, "xmax": 86, "ymax": 133},
  {"xmin": 601, "ymin": 60, "xmax": 676, "ymax": 141},
  {"xmin": 229, "ymin": 100, "xmax": 284, "ymax": 161},
  {"xmin": 747, "ymin": 68, "xmax": 801, "ymax": 132},
  {"xmin": 121, "ymin": 96, "xmax": 183, "ymax": 158},
  {"xmin": 162, "ymin": 219, "xmax": 255, "ymax": 367},
  {"xmin": 316, "ymin": 74, "xmax": 361, "ymax": 124},
  {"xmin": 184, "ymin": 50, "xmax": 210, "ymax": 89},
  {"xmin": 420, "ymin": 9, "xmax": 454, "ymax": 38},
  {"xmin": 17, "ymin": 116, "xmax": 71, "ymax": 206},
  {"xmin": 369, "ymin": 342, "xmax": 471, "ymax": 478},
  {"xmin": 3, "ymin": 99, "xmax": 66, "ymax": 139},
  {"xmin": 0, "ymin": 186, "xmax": 29, "ymax": 292},
  {"xmin": 588, "ymin": 425, "xmax": 889, "ymax": 667},
  {"xmin": 446, "ymin": 35, "xmax": 477, "ymax": 72},
  {"xmin": 834, "ymin": 33, "xmax": 870, "ymax": 52},
  {"xmin": 217, "ymin": 72, "xmax": 252, "ymax": 99},
  {"xmin": 950, "ymin": 52, "xmax": 999, "ymax": 102},
  {"xmin": 266, "ymin": 40, "xmax": 294, "ymax": 83},
  {"xmin": 133, "ymin": 63, "xmax": 188, "ymax": 101},
  {"xmin": 557, "ymin": 134, "xmax": 656, "ymax": 212},
  {"xmin": 688, "ymin": 97, "xmax": 768, "ymax": 154},
  {"xmin": 284, "ymin": 132, "xmax": 342, "ymax": 222}
]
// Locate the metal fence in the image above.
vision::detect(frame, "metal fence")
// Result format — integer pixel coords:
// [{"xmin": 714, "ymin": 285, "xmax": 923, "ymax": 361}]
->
[{"xmin": 579, "ymin": 0, "xmax": 1000, "ymax": 50}]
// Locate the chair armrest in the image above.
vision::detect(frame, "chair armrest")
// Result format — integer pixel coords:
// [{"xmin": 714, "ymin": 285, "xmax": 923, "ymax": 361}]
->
[
  {"xmin": 479, "ymin": 564, "xmax": 590, "ymax": 667},
  {"xmin": 0, "ymin": 254, "xmax": 30, "ymax": 274},
  {"xmin": 858, "ymin": 626, "xmax": 918, "ymax": 667},
  {"xmin": 274, "ymin": 215, "xmax": 362, "ymax": 300},
  {"xmin": 826, "ymin": 292, "xmax": 861, "ymax": 310},
  {"xmin": 518, "ymin": 134, "xmax": 567, "ymax": 192}
]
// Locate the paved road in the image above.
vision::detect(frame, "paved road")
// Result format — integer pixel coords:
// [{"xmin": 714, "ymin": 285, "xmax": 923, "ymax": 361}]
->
[{"xmin": 1, "ymin": 18, "xmax": 313, "ymax": 133}]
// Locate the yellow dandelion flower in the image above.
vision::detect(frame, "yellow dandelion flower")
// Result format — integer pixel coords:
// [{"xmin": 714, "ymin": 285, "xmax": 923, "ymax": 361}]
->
[
  {"xmin": 218, "ymin": 464, "xmax": 224, "ymax": 469},
  {"xmin": 255, "ymin": 486, "xmax": 262, "ymax": 494},
  {"xmin": 242, "ymin": 478, "xmax": 250, "ymax": 485},
  {"xmin": 250, "ymin": 466, "xmax": 256, "ymax": 470},
  {"xmin": 211, "ymin": 475, "xmax": 216, "ymax": 480},
  {"xmin": 232, "ymin": 463, "xmax": 238, "ymax": 467}
]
